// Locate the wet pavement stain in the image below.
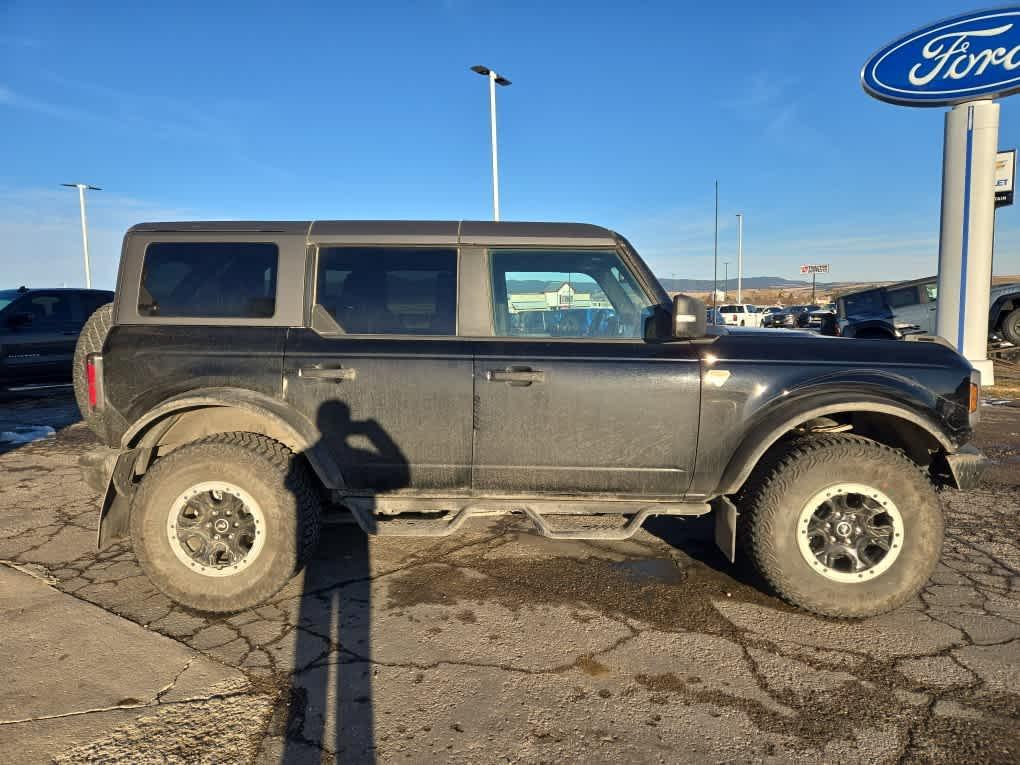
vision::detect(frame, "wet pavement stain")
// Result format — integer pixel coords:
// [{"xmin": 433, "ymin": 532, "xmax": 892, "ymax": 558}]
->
[{"xmin": 384, "ymin": 546, "xmax": 790, "ymax": 636}]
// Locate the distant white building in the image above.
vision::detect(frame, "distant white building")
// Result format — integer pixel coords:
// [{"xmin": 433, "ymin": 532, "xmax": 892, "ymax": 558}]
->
[{"xmin": 507, "ymin": 282, "xmax": 609, "ymax": 313}]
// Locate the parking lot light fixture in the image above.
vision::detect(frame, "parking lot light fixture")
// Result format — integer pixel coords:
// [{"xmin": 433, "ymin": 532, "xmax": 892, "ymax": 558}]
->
[
  {"xmin": 470, "ymin": 65, "xmax": 511, "ymax": 221},
  {"xmin": 62, "ymin": 183, "xmax": 101, "ymax": 288}
]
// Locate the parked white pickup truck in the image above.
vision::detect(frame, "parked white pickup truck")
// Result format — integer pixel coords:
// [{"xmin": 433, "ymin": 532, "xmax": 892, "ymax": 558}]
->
[{"xmin": 718, "ymin": 304, "xmax": 763, "ymax": 327}]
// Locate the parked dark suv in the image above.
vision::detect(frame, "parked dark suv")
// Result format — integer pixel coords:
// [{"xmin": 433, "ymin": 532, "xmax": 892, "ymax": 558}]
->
[
  {"xmin": 78, "ymin": 221, "xmax": 985, "ymax": 618},
  {"xmin": 0, "ymin": 286, "xmax": 113, "ymax": 391}
]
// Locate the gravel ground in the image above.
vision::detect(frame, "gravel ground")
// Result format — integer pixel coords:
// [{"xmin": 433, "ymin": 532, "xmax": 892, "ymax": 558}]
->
[{"xmin": 1, "ymin": 390, "xmax": 1018, "ymax": 764}]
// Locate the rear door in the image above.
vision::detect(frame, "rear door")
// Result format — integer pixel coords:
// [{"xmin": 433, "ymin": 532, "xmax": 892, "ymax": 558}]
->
[
  {"xmin": 473, "ymin": 248, "xmax": 700, "ymax": 497},
  {"xmin": 0, "ymin": 291, "xmax": 81, "ymax": 385},
  {"xmin": 283, "ymin": 246, "xmax": 472, "ymax": 492}
]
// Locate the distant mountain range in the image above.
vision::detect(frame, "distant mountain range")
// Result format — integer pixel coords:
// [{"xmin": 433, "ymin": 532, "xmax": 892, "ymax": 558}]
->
[{"xmin": 658, "ymin": 276, "xmax": 852, "ymax": 292}]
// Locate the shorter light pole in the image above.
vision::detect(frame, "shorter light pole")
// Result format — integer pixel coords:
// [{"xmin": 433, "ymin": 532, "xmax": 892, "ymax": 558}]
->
[
  {"xmin": 470, "ymin": 65, "xmax": 511, "ymax": 221},
  {"xmin": 62, "ymin": 183, "xmax": 101, "ymax": 288},
  {"xmin": 735, "ymin": 213, "xmax": 744, "ymax": 303},
  {"xmin": 723, "ymin": 261, "xmax": 729, "ymax": 298}
]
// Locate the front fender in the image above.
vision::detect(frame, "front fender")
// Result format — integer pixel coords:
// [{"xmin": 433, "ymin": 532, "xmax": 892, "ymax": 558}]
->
[{"xmin": 691, "ymin": 366, "xmax": 963, "ymax": 498}]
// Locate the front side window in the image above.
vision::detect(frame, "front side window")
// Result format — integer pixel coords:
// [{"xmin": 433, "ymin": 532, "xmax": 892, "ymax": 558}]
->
[
  {"xmin": 490, "ymin": 249, "xmax": 654, "ymax": 338},
  {"xmin": 9, "ymin": 292, "xmax": 74, "ymax": 325},
  {"xmin": 139, "ymin": 242, "xmax": 278, "ymax": 318},
  {"xmin": 316, "ymin": 247, "xmax": 457, "ymax": 335}
]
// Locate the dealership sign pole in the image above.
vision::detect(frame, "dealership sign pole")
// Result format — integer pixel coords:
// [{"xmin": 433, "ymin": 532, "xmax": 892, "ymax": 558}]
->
[
  {"xmin": 801, "ymin": 264, "xmax": 830, "ymax": 304},
  {"xmin": 861, "ymin": 9, "xmax": 1020, "ymax": 385}
]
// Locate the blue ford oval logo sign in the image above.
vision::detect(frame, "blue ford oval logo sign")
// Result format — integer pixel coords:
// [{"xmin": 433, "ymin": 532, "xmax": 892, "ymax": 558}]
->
[{"xmin": 863, "ymin": 8, "xmax": 1020, "ymax": 106}]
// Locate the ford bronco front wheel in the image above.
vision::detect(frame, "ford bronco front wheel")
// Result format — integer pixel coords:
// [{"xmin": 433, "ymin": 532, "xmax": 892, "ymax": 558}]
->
[
  {"xmin": 130, "ymin": 432, "xmax": 321, "ymax": 613},
  {"xmin": 738, "ymin": 434, "xmax": 943, "ymax": 617}
]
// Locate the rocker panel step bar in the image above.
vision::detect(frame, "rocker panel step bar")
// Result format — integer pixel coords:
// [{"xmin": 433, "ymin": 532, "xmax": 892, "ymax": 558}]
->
[{"xmin": 342, "ymin": 501, "xmax": 711, "ymax": 540}]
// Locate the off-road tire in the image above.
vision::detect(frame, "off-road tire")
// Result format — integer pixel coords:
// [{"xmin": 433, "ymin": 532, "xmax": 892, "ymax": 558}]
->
[
  {"xmin": 1002, "ymin": 307, "xmax": 1020, "ymax": 346},
  {"xmin": 737, "ymin": 434, "xmax": 943, "ymax": 618},
  {"xmin": 72, "ymin": 302, "xmax": 113, "ymax": 434},
  {"xmin": 130, "ymin": 432, "xmax": 321, "ymax": 613}
]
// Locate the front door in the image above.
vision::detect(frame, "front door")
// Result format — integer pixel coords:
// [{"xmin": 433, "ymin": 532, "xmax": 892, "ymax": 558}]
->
[
  {"xmin": 473, "ymin": 249, "xmax": 701, "ymax": 497},
  {"xmin": 284, "ymin": 247, "xmax": 472, "ymax": 493},
  {"xmin": 0, "ymin": 291, "xmax": 81, "ymax": 386}
]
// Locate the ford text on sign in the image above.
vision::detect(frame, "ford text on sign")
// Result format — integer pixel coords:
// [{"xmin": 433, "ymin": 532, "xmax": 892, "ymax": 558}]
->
[
  {"xmin": 862, "ymin": 8, "xmax": 1020, "ymax": 106},
  {"xmin": 800, "ymin": 265, "xmax": 829, "ymax": 274}
]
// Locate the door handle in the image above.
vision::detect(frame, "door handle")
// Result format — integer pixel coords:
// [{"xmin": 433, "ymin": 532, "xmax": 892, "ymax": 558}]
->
[
  {"xmin": 298, "ymin": 366, "xmax": 357, "ymax": 382},
  {"xmin": 486, "ymin": 367, "xmax": 545, "ymax": 386}
]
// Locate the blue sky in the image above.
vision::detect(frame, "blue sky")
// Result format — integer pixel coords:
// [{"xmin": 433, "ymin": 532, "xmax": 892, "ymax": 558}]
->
[{"xmin": 2, "ymin": 0, "xmax": 1020, "ymax": 289}]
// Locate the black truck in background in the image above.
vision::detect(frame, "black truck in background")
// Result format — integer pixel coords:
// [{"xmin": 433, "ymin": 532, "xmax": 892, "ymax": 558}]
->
[{"xmin": 0, "ymin": 286, "xmax": 114, "ymax": 392}]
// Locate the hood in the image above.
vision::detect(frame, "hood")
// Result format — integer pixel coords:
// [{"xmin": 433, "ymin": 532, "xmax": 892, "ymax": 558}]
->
[{"xmin": 712, "ymin": 327, "xmax": 971, "ymax": 369}]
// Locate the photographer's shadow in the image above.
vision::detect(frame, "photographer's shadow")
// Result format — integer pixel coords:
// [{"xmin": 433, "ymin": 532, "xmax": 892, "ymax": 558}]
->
[{"xmin": 282, "ymin": 400, "xmax": 410, "ymax": 763}]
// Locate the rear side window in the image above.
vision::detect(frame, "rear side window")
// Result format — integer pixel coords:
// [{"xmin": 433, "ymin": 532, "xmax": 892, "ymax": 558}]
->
[
  {"xmin": 139, "ymin": 242, "xmax": 278, "ymax": 318},
  {"xmin": 316, "ymin": 247, "xmax": 457, "ymax": 335},
  {"xmin": 887, "ymin": 286, "xmax": 920, "ymax": 309},
  {"xmin": 842, "ymin": 291, "xmax": 885, "ymax": 316}
]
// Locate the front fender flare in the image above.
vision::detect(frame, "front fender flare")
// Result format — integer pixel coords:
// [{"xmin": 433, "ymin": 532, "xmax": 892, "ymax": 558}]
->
[{"xmin": 715, "ymin": 397, "xmax": 956, "ymax": 497}]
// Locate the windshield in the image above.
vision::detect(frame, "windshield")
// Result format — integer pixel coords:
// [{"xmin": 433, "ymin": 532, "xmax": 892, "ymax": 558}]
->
[{"xmin": 0, "ymin": 290, "xmax": 22, "ymax": 312}]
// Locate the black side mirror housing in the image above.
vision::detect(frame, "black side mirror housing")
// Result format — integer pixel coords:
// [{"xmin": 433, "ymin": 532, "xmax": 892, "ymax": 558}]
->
[{"xmin": 672, "ymin": 294, "xmax": 707, "ymax": 339}]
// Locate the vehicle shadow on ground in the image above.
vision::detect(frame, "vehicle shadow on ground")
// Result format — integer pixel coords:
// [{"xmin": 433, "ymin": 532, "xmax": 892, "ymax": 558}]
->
[
  {"xmin": 644, "ymin": 514, "xmax": 773, "ymax": 596},
  {"xmin": 280, "ymin": 401, "xmax": 410, "ymax": 763}
]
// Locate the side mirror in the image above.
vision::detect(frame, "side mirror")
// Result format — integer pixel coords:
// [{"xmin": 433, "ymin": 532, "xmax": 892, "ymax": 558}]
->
[
  {"xmin": 672, "ymin": 294, "xmax": 707, "ymax": 339},
  {"xmin": 8, "ymin": 312, "xmax": 33, "ymax": 328}
]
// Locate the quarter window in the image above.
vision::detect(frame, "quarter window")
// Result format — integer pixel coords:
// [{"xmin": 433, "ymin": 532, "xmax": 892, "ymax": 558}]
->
[
  {"xmin": 139, "ymin": 242, "xmax": 278, "ymax": 318},
  {"xmin": 489, "ymin": 250, "xmax": 654, "ymax": 338},
  {"xmin": 316, "ymin": 248, "xmax": 457, "ymax": 335}
]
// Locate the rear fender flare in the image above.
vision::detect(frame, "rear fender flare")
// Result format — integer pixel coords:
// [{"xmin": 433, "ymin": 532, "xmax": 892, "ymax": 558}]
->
[{"xmin": 121, "ymin": 387, "xmax": 344, "ymax": 490}]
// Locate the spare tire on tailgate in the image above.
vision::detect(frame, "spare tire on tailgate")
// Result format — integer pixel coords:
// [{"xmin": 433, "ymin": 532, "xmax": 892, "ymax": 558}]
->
[{"xmin": 73, "ymin": 302, "xmax": 113, "ymax": 434}]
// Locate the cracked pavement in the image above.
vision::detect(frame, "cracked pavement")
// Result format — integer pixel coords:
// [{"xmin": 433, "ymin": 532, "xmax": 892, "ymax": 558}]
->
[{"xmin": 1, "ymin": 392, "xmax": 1019, "ymax": 763}]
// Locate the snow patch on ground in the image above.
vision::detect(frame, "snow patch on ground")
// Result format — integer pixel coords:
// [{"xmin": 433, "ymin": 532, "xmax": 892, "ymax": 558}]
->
[{"xmin": 0, "ymin": 426, "xmax": 56, "ymax": 444}]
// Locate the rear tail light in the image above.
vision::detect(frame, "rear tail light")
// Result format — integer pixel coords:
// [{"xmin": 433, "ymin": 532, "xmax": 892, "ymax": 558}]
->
[{"xmin": 86, "ymin": 354, "xmax": 104, "ymax": 412}]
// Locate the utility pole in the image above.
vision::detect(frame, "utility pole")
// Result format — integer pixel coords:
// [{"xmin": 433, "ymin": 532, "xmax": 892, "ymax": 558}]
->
[
  {"xmin": 713, "ymin": 180, "xmax": 719, "ymax": 310},
  {"xmin": 62, "ymin": 183, "xmax": 101, "ymax": 288},
  {"xmin": 735, "ymin": 213, "xmax": 743, "ymax": 303},
  {"xmin": 470, "ymin": 65, "xmax": 511, "ymax": 221}
]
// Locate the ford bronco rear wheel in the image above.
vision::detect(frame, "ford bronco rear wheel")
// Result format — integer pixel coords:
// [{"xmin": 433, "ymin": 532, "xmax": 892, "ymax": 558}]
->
[
  {"xmin": 738, "ymin": 434, "xmax": 942, "ymax": 617},
  {"xmin": 130, "ymin": 432, "xmax": 321, "ymax": 613}
]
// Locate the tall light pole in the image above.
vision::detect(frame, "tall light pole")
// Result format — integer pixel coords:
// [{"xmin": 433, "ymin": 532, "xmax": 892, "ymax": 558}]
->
[
  {"xmin": 470, "ymin": 65, "xmax": 511, "ymax": 221},
  {"xmin": 735, "ymin": 213, "xmax": 744, "ymax": 303},
  {"xmin": 62, "ymin": 183, "xmax": 101, "ymax": 288},
  {"xmin": 713, "ymin": 180, "xmax": 719, "ymax": 309}
]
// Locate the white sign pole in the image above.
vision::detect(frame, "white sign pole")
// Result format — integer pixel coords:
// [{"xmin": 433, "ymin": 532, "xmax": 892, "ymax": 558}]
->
[{"xmin": 935, "ymin": 99, "xmax": 998, "ymax": 385}]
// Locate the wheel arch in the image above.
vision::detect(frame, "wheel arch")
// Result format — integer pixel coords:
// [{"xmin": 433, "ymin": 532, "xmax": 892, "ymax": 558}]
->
[
  {"xmin": 122, "ymin": 387, "xmax": 344, "ymax": 490},
  {"xmin": 716, "ymin": 399, "xmax": 954, "ymax": 497}
]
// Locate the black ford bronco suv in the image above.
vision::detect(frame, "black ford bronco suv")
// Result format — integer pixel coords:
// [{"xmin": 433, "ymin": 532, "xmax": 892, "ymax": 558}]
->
[{"xmin": 77, "ymin": 220, "xmax": 986, "ymax": 618}]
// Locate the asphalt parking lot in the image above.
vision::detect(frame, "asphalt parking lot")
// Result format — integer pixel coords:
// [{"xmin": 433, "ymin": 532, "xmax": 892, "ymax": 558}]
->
[{"xmin": 1, "ymin": 391, "xmax": 1019, "ymax": 764}]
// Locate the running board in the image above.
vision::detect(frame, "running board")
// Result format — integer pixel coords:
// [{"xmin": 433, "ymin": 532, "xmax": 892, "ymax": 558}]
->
[{"xmin": 342, "ymin": 502, "xmax": 710, "ymax": 540}]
